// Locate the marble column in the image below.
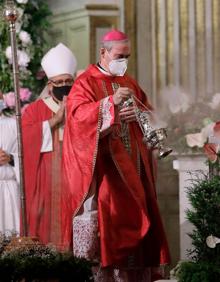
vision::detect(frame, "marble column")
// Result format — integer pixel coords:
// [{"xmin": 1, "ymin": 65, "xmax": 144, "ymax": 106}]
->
[{"xmin": 173, "ymin": 154, "xmax": 208, "ymax": 260}]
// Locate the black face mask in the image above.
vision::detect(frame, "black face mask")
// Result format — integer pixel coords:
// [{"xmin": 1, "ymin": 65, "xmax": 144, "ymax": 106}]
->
[{"xmin": 52, "ymin": 85, "xmax": 72, "ymax": 101}]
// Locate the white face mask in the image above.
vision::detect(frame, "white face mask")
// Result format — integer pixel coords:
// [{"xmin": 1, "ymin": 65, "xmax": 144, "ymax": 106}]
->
[{"xmin": 109, "ymin": 58, "xmax": 128, "ymax": 76}]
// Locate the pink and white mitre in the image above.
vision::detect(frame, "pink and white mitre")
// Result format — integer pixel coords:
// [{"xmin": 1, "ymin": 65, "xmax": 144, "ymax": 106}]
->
[{"xmin": 101, "ymin": 29, "xmax": 128, "ymax": 42}]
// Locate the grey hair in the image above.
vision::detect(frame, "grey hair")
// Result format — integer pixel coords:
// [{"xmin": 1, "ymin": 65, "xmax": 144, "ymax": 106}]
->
[{"xmin": 101, "ymin": 39, "xmax": 130, "ymax": 51}]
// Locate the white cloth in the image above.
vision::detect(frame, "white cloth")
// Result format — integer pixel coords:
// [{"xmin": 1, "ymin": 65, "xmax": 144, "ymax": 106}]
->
[
  {"xmin": 0, "ymin": 115, "xmax": 20, "ymax": 234},
  {"xmin": 41, "ymin": 121, "xmax": 53, "ymax": 152},
  {"xmin": 73, "ymin": 176, "xmax": 99, "ymax": 261}
]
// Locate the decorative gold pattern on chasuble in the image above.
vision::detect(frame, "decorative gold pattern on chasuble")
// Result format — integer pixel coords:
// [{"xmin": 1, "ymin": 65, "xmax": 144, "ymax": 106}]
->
[
  {"xmin": 102, "ymin": 80, "xmax": 142, "ymax": 182},
  {"xmin": 136, "ymin": 142, "xmax": 141, "ymax": 177},
  {"xmin": 101, "ymin": 81, "xmax": 132, "ymax": 154}
]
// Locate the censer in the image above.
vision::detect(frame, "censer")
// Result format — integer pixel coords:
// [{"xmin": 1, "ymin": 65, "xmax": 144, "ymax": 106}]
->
[{"xmin": 122, "ymin": 96, "xmax": 172, "ymax": 159}]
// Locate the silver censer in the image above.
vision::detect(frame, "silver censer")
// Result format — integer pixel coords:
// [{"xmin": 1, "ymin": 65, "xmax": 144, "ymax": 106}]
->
[{"xmin": 122, "ymin": 97, "xmax": 172, "ymax": 159}]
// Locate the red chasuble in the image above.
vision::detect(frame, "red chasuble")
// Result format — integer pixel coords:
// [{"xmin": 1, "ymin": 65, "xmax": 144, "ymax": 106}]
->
[
  {"xmin": 22, "ymin": 99, "xmax": 62, "ymax": 247},
  {"xmin": 62, "ymin": 64, "xmax": 170, "ymax": 267}
]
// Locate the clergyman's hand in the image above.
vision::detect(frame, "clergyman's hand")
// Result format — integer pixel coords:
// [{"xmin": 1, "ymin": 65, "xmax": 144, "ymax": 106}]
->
[
  {"xmin": 119, "ymin": 106, "xmax": 137, "ymax": 123},
  {"xmin": 113, "ymin": 87, "xmax": 133, "ymax": 106},
  {"xmin": 0, "ymin": 149, "xmax": 11, "ymax": 165},
  {"xmin": 48, "ymin": 97, "xmax": 66, "ymax": 128}
]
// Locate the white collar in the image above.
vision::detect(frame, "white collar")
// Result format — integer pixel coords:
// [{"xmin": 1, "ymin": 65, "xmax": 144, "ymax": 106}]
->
[
  {"xmin": 97, "ymin": 64, "xmax": 112, "ymax": 76},
  {"xmin": 42, "ymin": 96, "xmax": 60, "ymax": 114}
]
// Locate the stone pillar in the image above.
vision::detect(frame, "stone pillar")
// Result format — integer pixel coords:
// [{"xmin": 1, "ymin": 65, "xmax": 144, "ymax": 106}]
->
[
  {"xmin": 173, "ymin": 154, "xmax": 208, "ymax": 260},
  {"xmin": 48, "ymin": 4, "xmax": 119, "ymax": 70}
]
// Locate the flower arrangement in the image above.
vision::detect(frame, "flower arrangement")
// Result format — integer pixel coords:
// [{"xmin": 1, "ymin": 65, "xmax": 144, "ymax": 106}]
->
[
  {"xmin": 160, "ymin": 85, "xmax": 220, "ymax": 154},
  {"xmin": 0, "ymin": 87, "xmax": 32, "ymax": 116},
  {"xmin": 0, "ymin": 0, "xmax": 51, "ymax": 98},
  {"xmin": 4, "ymin": 87, "xmax": 31, "ymax": 107}
]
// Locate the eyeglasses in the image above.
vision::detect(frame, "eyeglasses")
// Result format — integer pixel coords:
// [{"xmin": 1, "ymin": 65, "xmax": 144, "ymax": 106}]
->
[
  {"xmin": 49, "ymin": 78, "xmax": 74, "ymax": 87},
  {"xmin": 106, "ymin": 50, "xmax": 130, "ymax": 60}
]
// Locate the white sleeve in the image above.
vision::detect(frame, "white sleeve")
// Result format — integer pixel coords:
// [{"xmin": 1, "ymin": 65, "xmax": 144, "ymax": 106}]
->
[
  {"xmin": 100, "ymin": 96, "xmax": 114, "ymax": 133},
  {"xmin": 12, "ymin": 153, "xmax": 20, "ymax": 184},
  {"xmin": 41, "ymin": 121, "xmax": 53, "ymax": 152}
]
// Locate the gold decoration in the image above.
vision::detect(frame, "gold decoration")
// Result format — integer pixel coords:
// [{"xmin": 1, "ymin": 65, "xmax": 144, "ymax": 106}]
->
[{"xmin": 3, "ymin": 236, "xmax": 41, "ymax": 253}]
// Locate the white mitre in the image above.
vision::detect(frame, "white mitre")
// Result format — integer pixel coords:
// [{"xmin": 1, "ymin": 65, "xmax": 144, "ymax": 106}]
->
[{"xmin": 41, "ymin": 43, "xmax": 77, "ymax": 78}]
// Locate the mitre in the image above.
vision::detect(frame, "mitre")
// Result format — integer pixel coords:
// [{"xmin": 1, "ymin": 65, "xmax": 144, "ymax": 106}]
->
[{"xmin": 41, "ymin": 43, "xmax": 77, "ymax": 78}]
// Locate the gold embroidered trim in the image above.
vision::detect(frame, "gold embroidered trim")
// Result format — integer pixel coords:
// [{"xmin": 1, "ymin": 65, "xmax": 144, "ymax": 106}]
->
[
  {"xmin": 102, "ymin": 80, "xmax": 109, "ymax": 97},
  {"xmin": 92, "ymin": 101, "xmax": 103, "ymax": 174},
  {"xmin": 121, "ymin": 125, "xmax": 131, "ymax": 154},
  {"xmin": 110, "ymin": 82, "xmax": 132, "ymax": 154},
  {"xmin": 111, "ymin": 82, "xmax": 120, "ymax": 93},
  {"xmin": 136, "ymin": 143, "xmax": 141, "ymax": 176}
]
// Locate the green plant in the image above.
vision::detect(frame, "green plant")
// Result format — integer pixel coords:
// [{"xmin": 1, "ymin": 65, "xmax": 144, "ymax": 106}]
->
[
  {"xmin": 0, "ymin": 0, "xmax": 51, "ymax": 96},
  {"xmin": 173, "ymin": 162, "xmax": 220, "ymax": 281},
  {"xmin": 186, "ymin": 169, "xmax": 220, "ymax": 262},
  {"xmin": 0, "ymin": 251, "xmax": 93, "ymax": 281},
  {"xmin": 0, "ymin": 234, "xmax": 93, "ymax": 282},
  {"xmin": 175, "ymin": 260, "xmax": 220, "ymax": 282}
]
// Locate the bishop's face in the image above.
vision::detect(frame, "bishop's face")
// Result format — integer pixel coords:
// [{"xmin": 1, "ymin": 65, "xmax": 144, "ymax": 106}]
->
[
  {"xmin": 48, "ymin": 74, "xmax": 74, "ymax": 103},
  {"xmin": 100, "ymin": 41, "xmax": 131, "ymax": 75}
]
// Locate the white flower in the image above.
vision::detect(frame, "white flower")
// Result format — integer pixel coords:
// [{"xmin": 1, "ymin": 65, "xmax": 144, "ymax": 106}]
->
[
  {"xmin": 186, "ymin": 123, "xmax": 215, "ymax": 148},
  {"xmin": 16, "ymin": 0, "xmax": 28, "ymax": 4},
  {"xmin": 17, "ymin": 7, "xmax": 24, "ymax": 18},
  {"xmin": 5, "ymin": 47, "xmax": 30, "ymax": 68},
  {"xmin": 201, "ymin": 122, "xmax": 215, "ymax": 141},
  {"xmin": 19, "ymin": 31, "xmax": 32, "ymax": 45},
  {"xmin": 5, "ymin": 46, "xmax": 12, "ymax": 61},
  {"xmin": 15, "ymin": 22, "xmax": 22, "ymax": 33},
  {"xmin": 161, "ymin": 85, "xmax": 190, "ymax": 114},
  {"xmin": 186, "ymin": 133, "xmax": 206, "ymax": 148},
  {"xmin": 18, "ymin": 50, "xmax": 30, "ymax": 67},
  {"xmin": 208, "ymin": 93, "xmax": 220, "ymax": 110}
]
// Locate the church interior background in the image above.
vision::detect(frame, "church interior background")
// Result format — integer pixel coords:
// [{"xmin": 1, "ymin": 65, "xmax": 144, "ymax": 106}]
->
[
  {"xmin": 45, "ymin": 0, "xmax": 220, "ymax": 272},
  {"xmin": 1, "ymin": 0, "xmax": 220, "ymax": 277}
]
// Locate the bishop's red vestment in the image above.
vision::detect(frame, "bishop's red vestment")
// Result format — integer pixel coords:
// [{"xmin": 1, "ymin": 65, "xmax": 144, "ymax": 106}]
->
[
  {"xmin": 22, "ymin": 99, "xmax": 62, "ymax": 246},
  {"xmin": 62, "ymin": 64, "xmax": 170, "ymax": 268}
]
